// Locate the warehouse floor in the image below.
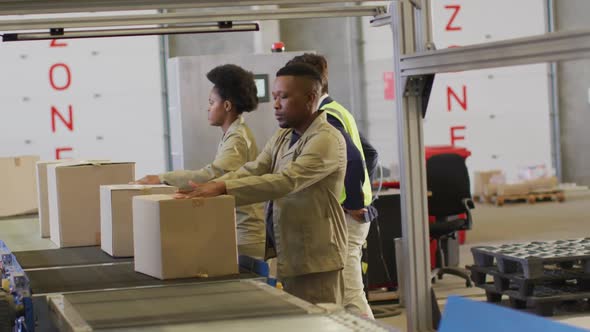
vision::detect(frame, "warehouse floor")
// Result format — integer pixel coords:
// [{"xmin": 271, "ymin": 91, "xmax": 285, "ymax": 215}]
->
[
  {"xmin": 377, "ymin": 191, "xmax": 590, "ymax": 331},
  {"xmin": 2, "ymin": 191, "xmax": 590, "ymax": 331}
]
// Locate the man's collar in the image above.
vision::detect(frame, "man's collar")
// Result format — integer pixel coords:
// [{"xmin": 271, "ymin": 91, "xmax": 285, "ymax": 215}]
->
[
  {"xmin": 293, "ymin": 110, "xmax": 327, "ymax": 137},
  {"xmin": 317, "ymin": 94, "xmax": 334, "ymax": 110}
]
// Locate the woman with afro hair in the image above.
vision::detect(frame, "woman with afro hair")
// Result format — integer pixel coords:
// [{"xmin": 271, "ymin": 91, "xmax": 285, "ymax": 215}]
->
[{"xmin": 135, "ymin": 64, "xmax": 265, "ymax": 258}]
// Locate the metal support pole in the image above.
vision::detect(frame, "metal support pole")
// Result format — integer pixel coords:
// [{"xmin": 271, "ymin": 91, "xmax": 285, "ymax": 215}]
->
[
  {"xmin": 394, "ymin": 237, "xmax": 405, "ymax": 307},
  {"xmin": 390, "ymin": 1, "xmax": 434, "ymax": 331},
  {"xmin": 414, "ymin": 0, "xmax": 433, "ymax": 52},
  {"xmin": 159, "ymin": 33, "xmax": 173, "ymax": 172},
  {"xmin": 546, "ymin": 0, "xmax": 563, "ymax": 181}
]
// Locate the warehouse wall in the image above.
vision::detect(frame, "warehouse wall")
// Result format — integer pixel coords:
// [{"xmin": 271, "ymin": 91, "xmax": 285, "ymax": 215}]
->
[
  {"xmin": 280, "ymin": 16, "xmax": 399, "ymax": 175},
  {"xmin": 169, "ymin": 17, "xmax": 356, "ymax": 108},
  {"xmin": 169, "ymin": 19, "xmax": 279, "ymax": 57},
  {"xmin": 169, "ymin": 13, "xmax": 392, "ymax": 171},
  {"xmin": 359, "ymin": 18, "xmax": 398, "ymax": 176},
  {"xmin": 168, "ymin": 2, "xmax": 590, "ymax": 186},
  {"xmin": 554, "ymin": 1, "xmax": 590, "ymax": 186},
  {"xmin": 169, "ymin": 31, "xmax": 256, "ymax": 57},
  {"xmin": 0, "ymin": 11, "xmax": 168, "ymax": 177},
  {"xmin": 279, "ymin": 17, "xmax": 357, "ymax": 124}
]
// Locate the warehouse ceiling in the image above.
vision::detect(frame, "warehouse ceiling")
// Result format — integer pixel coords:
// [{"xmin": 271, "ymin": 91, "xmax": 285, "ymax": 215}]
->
[
  {"xmin": 0, "ymin": 1, "xmax": 384, "ymax": 15},
  {"xmin": 0, "ymin": 1, "xmax": 387, "ymax": 40}
]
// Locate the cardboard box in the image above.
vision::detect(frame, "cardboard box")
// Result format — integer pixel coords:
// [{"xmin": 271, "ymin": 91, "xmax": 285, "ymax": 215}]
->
[
  {"xmin": 483, "ymin": 183, "xmax": 498, "ymax": 197},
  {"xmin": 133, "ymin": 195, "xmax": 238, "ymax": 280},
  {"xmin": 497, "ymin": 183, "xmax": 530, "ymax": 196},
  {"xmin": 36, "ymin": 160, "xmax": 72, "ymax": 238},
  {"xmin": 48, "ymin": 161, "xmax": 135, "ymax": 248},
  {"xmin": 0, "ymin": 156, "xmax": 39, "ymax": 217},
  {"xmin": 474, "ymin": 170, "xmax": 502, "ymax": 197},
  {"xmin": 100, "ymin": 184, "xmax": 176, "ymax": 257},
  {"xmin": 528, "ymin": 176, "xmax": 558, "ymax": 192}
]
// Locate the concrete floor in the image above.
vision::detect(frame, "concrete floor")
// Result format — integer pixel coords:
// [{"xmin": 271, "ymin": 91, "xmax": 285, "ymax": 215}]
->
[
  {"xmin": 376, "ymin": 191, "xmax": 590, "ymax": 331},
  {"xmin": 2, "ymin": 191, "xmax": 590, "ymax": 331}
]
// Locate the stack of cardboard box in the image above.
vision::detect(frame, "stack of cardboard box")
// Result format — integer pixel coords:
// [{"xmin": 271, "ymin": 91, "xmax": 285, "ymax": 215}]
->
[
  {"xmin": 474, "ymin": 170, "xmax": 559, "ymax": 199},
  {"xmin": 1, "ymin": 156, "xmax": 39, "ymax": 218},
  {"xmin": 99, "ymin": 184, "xmax": 176, "ymax": 257},
  {"xmin": 473, "ymin": 170, "xmax": 502, "ymax": 199},
  {"xmin": 36, "ymin": 160, "xmax": 70, "ymax": 238},
  {"xmin": 35, "ymin": 159, "xmax": 239, "ymax": 280}
]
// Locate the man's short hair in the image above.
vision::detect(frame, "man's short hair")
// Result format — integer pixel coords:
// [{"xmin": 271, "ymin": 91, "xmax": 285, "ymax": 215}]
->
[
  {"xmin": 276, "ymin": 63, "xmax": 323, "ymax": 93},
  {"xmin": 286, "ymin": 53, "xmax": 328, "ymax": 93}
]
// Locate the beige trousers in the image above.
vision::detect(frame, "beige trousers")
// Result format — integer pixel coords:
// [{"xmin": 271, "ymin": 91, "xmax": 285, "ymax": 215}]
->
[
  {"xmin": 238, "ymin": 242, "xmax": 266, "ymax": 259},
  {"xmin": 343, "ymin": 214, "xmax": 374, "ymax": 318},
  {"xmin": 282, "ymin": 270, "xmax": 344, "ymax": 305}
]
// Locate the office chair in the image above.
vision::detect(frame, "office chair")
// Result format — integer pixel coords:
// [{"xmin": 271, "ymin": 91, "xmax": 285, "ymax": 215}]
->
[{"xmin": 426, "ymin": 153, "xmax": 475, "ymax": 287}]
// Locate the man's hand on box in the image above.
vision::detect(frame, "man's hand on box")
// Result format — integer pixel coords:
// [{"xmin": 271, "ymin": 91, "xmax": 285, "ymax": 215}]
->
[
  {"xmin": 174, "ymin": 181, "xmax": 226, "ymax": 199},
  {"xmin": 132, "ymin": 175, "xmax": 162, "ymax": 185}
]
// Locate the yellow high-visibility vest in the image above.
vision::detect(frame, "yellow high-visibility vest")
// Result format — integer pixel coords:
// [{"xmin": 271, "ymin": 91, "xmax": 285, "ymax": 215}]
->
[{"xmin": 321, "ymin": 100, "xmax": 372, "ymax": 207}]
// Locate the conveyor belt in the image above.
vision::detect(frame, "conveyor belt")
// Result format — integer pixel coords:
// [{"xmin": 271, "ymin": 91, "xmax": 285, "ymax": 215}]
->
[
  {"xmin": 28, "ymin": 262, "xmax": 259, "ymax": 295},
  {"xmin": 14, "ymin": 246, "xmax": 131, "ymax": 270},
  {"xmin": 155, "ymin": 313, "xmax": 397, "ymax": 331},
  {"xmin": 58, "ymin": 280, "xmax": 318, "ymax": 330},
  {"xmin": 48, "ymin": 281, "xmax": 398, "ymax": 331}
]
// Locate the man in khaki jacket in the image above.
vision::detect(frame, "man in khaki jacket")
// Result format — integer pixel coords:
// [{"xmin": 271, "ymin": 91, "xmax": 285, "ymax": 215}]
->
[{"xmin": 177, "ymin": 63, "xmax": 348, "ymax": 304}]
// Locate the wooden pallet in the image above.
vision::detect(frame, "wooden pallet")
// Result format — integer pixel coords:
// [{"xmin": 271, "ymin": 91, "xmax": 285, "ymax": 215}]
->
[{"xmin": 490, "ymin": 189, "xmax": 565, "ymax": 206}]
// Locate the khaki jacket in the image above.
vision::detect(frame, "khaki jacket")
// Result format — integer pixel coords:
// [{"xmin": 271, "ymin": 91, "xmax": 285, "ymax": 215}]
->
[
  {"xmin": 160, "ymin": 117, "xmax": 265, "ymax": 246},
  {"xmin": 219, "ymin": 112, "xmax": 347, "ymax": 278}
]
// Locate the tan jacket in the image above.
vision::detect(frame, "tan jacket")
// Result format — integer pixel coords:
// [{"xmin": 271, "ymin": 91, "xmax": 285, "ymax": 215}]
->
[
  {"xmin": 160, "ymin": 117, "xmax": 265, "ymax": 246},
  {"xmin": 219, "ymin": 112, "xmax": 348, "ymax": 278}
]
